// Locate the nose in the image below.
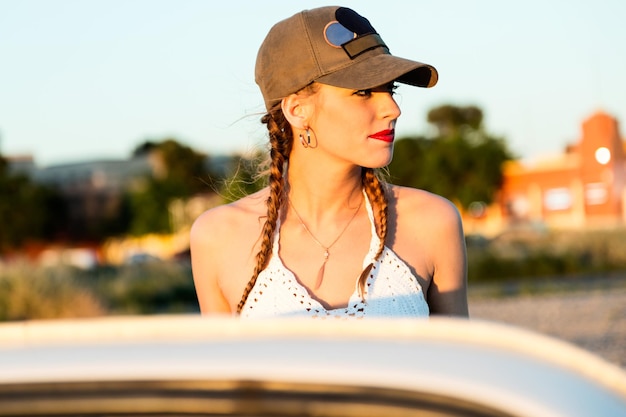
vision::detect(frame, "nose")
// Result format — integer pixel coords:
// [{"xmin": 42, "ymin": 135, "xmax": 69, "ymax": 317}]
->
[{"xmin": 378, "ymin": 92, "xmax": 401, "ymax": 120}]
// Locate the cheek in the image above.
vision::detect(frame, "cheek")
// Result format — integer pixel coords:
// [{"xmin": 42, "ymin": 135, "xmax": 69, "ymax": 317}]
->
[
  {"xmin": 312, "ymin": 98, "xmax": 373, "ymax": 144},
  {"xmin": 314, "ymin": 109, "xmax": 352, "ymax": 140},
  {"xmin": 323, "ymin": 108, "xmax": 368, "ymax": 138}
]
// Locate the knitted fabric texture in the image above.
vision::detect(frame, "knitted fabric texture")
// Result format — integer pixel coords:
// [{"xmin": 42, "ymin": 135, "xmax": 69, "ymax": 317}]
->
[{"xmin": 240, "ymin": 190, "xmax": 430, "ymax": 319}]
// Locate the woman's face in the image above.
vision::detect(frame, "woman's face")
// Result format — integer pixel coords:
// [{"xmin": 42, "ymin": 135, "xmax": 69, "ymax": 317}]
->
[{"xmin": 307, "ymin": 82, "xmax": 402, "ymax": 168}]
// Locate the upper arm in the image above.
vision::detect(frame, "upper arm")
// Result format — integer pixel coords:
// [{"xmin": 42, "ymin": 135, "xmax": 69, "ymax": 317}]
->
[
  {"xmin": 189, "ymin": 210, "xmax": 232, "ymax": 315},
  {"xmin": 425, "ymin": 197, "xmax": 468, "ymax": 317}
]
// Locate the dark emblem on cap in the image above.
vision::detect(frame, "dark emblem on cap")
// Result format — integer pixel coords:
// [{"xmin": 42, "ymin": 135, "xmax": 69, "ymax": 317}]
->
[{"xmin": 323, "ymin": 7, "xmax": 389, "ymax": 59}]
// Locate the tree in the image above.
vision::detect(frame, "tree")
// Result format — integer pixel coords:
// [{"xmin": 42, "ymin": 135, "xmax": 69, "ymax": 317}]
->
[
  {"xmin": 133, "ymin": 139, "xmax": 211, "ymax": 196},
  {"xmin": 388, "ymin": 105, "xmax": 513, "ymax": 210},
  {"xmin": 427, "ymin": 104, "xmax": 483, "ymax": 137},
  {"xmin": 128, "ymin": 181, "xmax": 175, "ymax": 235},
  {"xmin": 127, "ymin": 139, "xmax": 215, "ymax": 235},
  {"xmin": 0, "ymin": 156, "xmax": 67, "ymax": 251}
]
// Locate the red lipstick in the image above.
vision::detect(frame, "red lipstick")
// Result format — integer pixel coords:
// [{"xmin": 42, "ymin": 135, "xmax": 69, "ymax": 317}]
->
[{"xmin": 369, "ymin": 129, "xmax": 395, "ymax": 143}]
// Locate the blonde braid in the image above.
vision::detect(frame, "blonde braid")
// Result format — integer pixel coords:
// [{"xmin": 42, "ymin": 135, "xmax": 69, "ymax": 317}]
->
[
  {"xmin": 362, "ymin": 168, "xmax": 389, "ymax": 258},
  {"xmin": 358, "ymin": 168, "xmax": 389, "ymax": 297},
  {"xmin": 236, "ymin": 107, "xmax": 292, "ymax": 314}
]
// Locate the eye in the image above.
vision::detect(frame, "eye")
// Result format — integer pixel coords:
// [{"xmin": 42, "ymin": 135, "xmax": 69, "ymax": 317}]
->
[
  {"xmin": 353, "ymin": 89, "xmax": 373, "ymax": 98},
  {"xmin": 352, "ymin": 83, "xmax": 398, "ymax": 98}
]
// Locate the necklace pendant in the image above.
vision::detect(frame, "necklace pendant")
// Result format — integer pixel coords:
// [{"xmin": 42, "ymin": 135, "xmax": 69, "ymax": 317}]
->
[
  {"xmin": 323, "ymin": 250, "xmax": 329, "ymax": 260},
  {"xmin": 314, "ymin": 262, "xmax": 325, "ymax": 290}
]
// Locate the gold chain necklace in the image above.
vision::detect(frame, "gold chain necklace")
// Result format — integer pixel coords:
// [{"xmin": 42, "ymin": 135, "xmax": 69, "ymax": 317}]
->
[{"xmin": 287, "ymin": 194, "xmax": 363, "ymax": 290}]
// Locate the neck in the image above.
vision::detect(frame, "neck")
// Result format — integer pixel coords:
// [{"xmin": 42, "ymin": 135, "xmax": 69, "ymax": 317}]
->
[{"xmin": 285, "ymin": 162, "xmax": 364, "ymax": 223}]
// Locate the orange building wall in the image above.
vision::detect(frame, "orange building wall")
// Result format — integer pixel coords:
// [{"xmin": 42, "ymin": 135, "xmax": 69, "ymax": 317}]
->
[{"xmin": 466, "ymin": 111, "xmax": 626, "ymax": 236}]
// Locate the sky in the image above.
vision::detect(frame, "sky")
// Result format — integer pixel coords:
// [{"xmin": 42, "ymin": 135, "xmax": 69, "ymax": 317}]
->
[{"xmin": 1, "ymin": 0, "xmax": 624, "ymax": 167}]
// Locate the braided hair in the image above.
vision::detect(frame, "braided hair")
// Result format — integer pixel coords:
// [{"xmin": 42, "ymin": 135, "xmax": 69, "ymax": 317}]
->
[{"xmin": 236, "ymin": 104, "xmax": 292, "ymax": 313}]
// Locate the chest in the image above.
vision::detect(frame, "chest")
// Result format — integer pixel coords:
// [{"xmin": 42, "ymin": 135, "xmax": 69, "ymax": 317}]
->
[
  {"xmin": 278, "ymin": 220, "xmax": 372, "ymax": 309},
  {"xmin": 216, "ymin": 210, "xmax": 434, "ymax": 312}
]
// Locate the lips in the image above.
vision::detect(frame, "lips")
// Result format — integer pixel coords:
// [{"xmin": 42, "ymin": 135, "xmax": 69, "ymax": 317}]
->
[{"xmin": 368, "ymin": 129, "xmax": 395, "ymax": 143}]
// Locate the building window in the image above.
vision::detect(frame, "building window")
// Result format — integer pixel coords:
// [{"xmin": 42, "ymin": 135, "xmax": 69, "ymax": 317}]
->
[
  {"xmin": 585, "ymin": 183, "xmax": 608, "ymax": 205},
  {"xmin": 506, "ymin": 195, "xmax": 530, "ymax": 218},
  {"xmin": 544, "ymin": 188, "xmax": 572, "ymax": 211}
]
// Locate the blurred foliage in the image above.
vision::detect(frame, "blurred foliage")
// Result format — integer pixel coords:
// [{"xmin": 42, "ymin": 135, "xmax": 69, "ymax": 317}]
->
[
  {"xmin": 466, "ymin": 228, "xmax": 626, "ymax": 283},
  {"xmin": 388, "ymin": 104, "xmax": 513, "ymax": 209},
  {"xmin": 427, "ymin": 104, "xmax": 484, "ymax": 136},
  {"xmin": 89, "ymin": 260, "xmax": 198, "ymax": 315},
  {"xmin": 0, "ymin": 259, "xmax": 199, "ymax": 321},
  {"xmin": 0, "ymin": 156, "xmax": 67, "ymax": 252},
  {"xmin": 128, "ymin": 180, "xmax": 179, "ymax": 234},
  {"xmin": 0, "ymin": 263, "xmax": 105, "ymax": 321},
  {"xmin": 133, "ymin": 139, "xmax": 213, "ymax": 196},
  {"xmin": 127, "ymin": 139, "xmax": 218, "ymax": 235}
]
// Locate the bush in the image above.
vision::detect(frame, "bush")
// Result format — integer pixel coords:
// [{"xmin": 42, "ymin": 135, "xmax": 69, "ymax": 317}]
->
[
  {"xmin": 0, "ymin": 263, "xmax": 105, "ymax": 321},
  {"xmin": 0, "ymin": 259, "xmax": 199, "ymax": 321},
  {"xmin": 90, "ymin": 261, "xmax": 199, "ymax": 315},
  {"xmin": 467, "ymin": 228, "xmax": 626, "ymax": 283}
]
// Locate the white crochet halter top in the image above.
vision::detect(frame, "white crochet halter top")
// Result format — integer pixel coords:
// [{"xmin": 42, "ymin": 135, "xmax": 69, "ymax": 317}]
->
[{"xmin": 240, "ymin": 190, "xmax": 429, "ymax": 319}]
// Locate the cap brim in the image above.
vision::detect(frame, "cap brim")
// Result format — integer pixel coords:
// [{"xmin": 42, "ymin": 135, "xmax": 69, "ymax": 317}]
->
[{"xmin": 315, "ymin": 54, "xmax": 438, "ymax": 91}]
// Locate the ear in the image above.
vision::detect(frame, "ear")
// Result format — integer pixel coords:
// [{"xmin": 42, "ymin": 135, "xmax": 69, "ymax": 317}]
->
[{"xmin": 281, "ymin": 93, "xmax": 312, "ymax": 130}]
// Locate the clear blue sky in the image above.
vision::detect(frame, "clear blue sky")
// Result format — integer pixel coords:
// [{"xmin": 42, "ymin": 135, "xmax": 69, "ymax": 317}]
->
[{"xmin": 1, "ymin": 0, "xmax": 624, "ymax": 166}]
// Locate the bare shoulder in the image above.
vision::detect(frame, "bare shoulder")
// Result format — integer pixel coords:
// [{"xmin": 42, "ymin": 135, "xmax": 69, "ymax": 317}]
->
[
  {"xmin": 387, "ymin": 184, "xmax": 468, "ymax": 317},
  {"xmin": 190, "ymin": 188, "xmax": 269, "ymax": 245},
  {"xmin": 388, "ymin": 184, "xmax": 462, "ymax": 230},
  {"xmin": 190, "ymin": 188, "xmax": 269, "ymax": 314}
]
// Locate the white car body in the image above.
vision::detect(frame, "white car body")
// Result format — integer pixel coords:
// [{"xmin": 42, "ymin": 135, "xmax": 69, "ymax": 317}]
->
[{"xmin": 1, "ymin": 316, "xmax": 625, "ymax": 416}]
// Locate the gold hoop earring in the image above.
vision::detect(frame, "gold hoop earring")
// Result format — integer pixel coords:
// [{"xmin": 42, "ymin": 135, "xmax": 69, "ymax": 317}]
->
[
  {"xmin": 299, "ymin": 128, "xmax": 311, "ymax": 148},
  {"xmin": 299, "ymin": 132, "xmax": 309, "ymax": 148}
]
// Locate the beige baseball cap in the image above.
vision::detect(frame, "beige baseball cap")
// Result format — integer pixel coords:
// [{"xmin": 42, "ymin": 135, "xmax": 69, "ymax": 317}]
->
[{"xmin": 255, "ymin": 6, "xmax": 438, "ymax": 111}]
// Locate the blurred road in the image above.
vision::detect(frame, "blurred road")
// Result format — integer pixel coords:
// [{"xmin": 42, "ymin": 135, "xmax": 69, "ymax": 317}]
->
[{"xmin": 469, "ymin": 284, "xmax": 626, "ymax": 368}]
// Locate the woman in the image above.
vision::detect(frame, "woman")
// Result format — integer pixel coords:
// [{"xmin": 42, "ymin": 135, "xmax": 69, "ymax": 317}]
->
[{"xmin": 191, "ymin": 6, "xmax": 468, "ymax": 318}]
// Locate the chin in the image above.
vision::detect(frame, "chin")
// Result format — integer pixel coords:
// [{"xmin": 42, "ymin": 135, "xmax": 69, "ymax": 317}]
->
[{"xmin": 363, "ymin": 154, "xmax": 393, "ymax": 169}]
